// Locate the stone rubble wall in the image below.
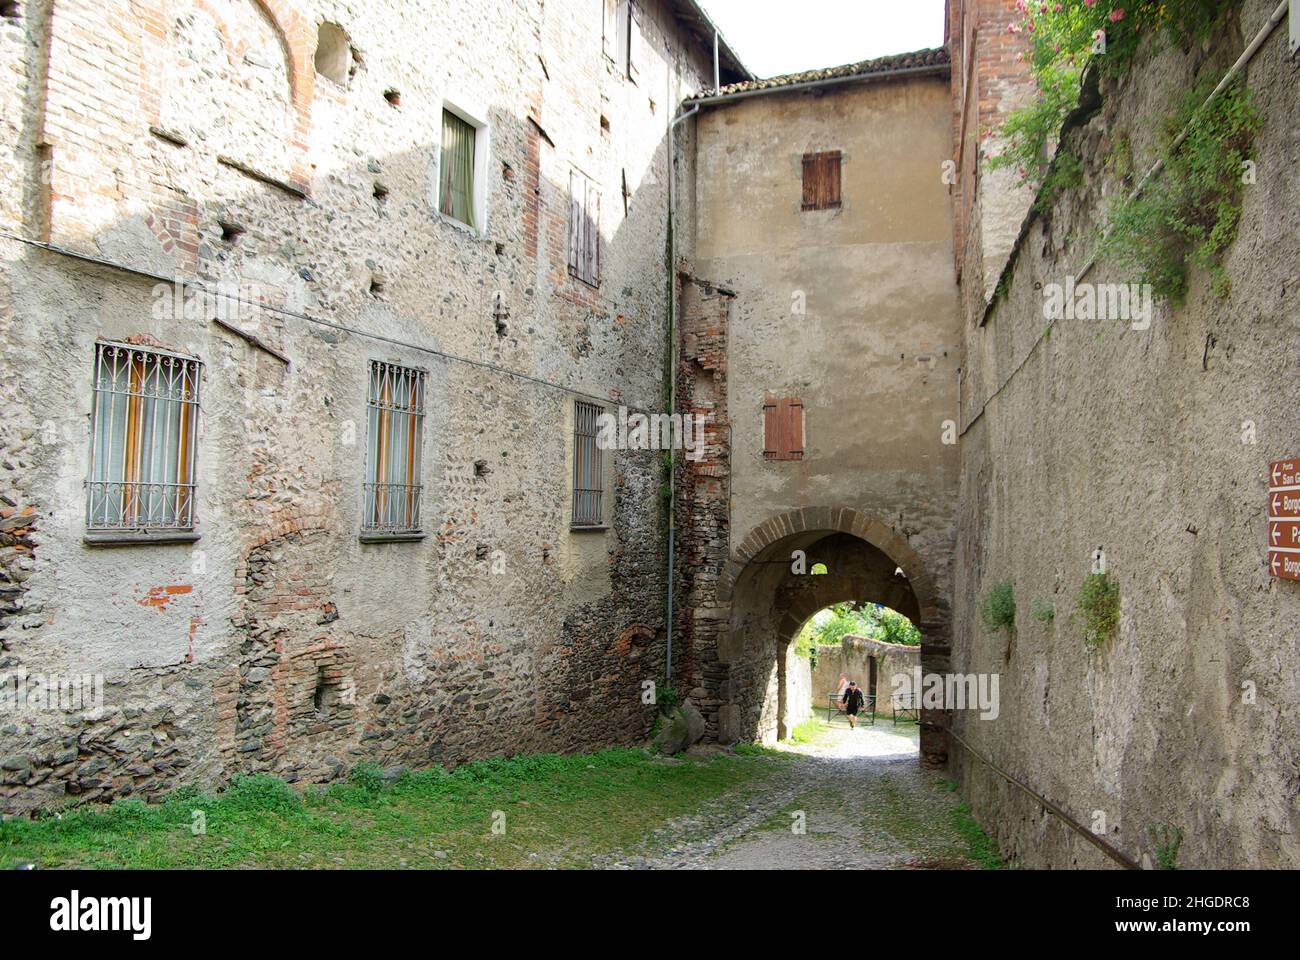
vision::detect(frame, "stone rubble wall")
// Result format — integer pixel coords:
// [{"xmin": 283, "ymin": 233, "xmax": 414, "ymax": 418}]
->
[{"xmin": 0, "ymin": 0, "xmax": 719, "ymax": 814}]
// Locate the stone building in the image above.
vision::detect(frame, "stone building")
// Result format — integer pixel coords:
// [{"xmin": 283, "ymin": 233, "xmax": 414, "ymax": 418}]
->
[
  {"xmin": 2, "ymin": 0, "xmax": 1297, "ymax": 873},
  {"xmin": 0, "ymin": 0, "xmax": 747, "ymax": 814},
  {"xmin": 672, "ymin": 49, "xmax": 959, "ymax": 757}
]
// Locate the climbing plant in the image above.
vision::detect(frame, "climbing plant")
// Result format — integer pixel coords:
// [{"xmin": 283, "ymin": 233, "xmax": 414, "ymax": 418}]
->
[{"xmin": 988, "ymin": 2, "xmax": 1260, "ymax": 302}]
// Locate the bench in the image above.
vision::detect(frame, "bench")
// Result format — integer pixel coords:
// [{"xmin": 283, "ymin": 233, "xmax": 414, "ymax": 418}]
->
[{"xmin": 891, "ymin": 694, "xmax": 919, "ymax": 725}]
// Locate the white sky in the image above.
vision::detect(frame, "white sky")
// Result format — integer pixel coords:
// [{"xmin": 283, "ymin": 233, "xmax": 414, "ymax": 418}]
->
[{"xmin": 697, "ymin": 0, "xmax": 947, "ymax": 79}]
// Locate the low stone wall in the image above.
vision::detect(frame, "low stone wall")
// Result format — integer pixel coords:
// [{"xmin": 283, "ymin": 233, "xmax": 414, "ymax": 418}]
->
[{"xmin": 812, "ymin": 635, "xmax": 922, "ymax": 715}]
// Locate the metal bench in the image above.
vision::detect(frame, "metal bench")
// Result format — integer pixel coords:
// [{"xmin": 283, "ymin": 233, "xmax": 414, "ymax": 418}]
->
[
  {"xmin": 825, "ymin": 691, "xmax": 875, "ymax": 725},
  {"xmin": 891, "ymin": 694, "xmax": 919, "ymax": 725}
]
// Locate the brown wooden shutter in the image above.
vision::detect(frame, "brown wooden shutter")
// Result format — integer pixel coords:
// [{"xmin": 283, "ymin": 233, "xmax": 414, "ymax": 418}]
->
[
  {"xmin": 801, "ymin": 151, "xmax": 842, "ymax": 211},
  {"xmin": 763, "ymin": 397, "xmax": 804, "ymax": 461}
]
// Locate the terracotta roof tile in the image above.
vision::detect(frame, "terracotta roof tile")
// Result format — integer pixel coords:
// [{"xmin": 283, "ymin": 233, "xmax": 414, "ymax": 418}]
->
[{"xmin": 687, "ymin": 46, "xmax": 950, "ymax": 101}]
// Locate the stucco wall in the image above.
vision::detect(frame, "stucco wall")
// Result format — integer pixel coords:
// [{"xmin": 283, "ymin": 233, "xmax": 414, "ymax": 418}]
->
[
  {"xmin": 952, "ymin": 0, "xmax": 1300, "ymax": 868},
  {"xmin": 811, "ymin": 634, "xmax": 922, "ymax": 715}
]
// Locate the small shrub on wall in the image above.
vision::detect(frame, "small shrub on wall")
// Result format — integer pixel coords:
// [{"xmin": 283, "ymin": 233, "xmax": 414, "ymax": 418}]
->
[
  {"xmin": 1077, "ymin": 571, "xmax": 1121, "ymax": 649},
  {"xmin": 980, "ymin": 582, "xmax": 1016, "ymax": 635}
]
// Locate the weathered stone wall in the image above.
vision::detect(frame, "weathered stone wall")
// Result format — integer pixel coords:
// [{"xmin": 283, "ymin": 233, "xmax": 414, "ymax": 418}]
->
[
  {"xmin": 0, "ymin": 0, "xmax": 725, "ymax": 813},
  {"xmin": 952, "ymin": 0, "xmax": 1300, "ymax": 868}
]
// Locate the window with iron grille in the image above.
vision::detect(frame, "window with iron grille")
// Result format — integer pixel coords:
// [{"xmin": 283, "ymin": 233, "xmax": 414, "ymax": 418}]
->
[
  {"xmin": 801, "ymin": 151, "xmax": 842, "ymax": 211},
  {"xmin": 571, "ymin": 400, "xmax": 604, "ymax": 528},
  {"xmin": 363, "ymin": 361, "xmax": 426, "ymax": 535},
  {"xmin": 86, "ymin": 341, "xmax": 202, "ymax": 533}
]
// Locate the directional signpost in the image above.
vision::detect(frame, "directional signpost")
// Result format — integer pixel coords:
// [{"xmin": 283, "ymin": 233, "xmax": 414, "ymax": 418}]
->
[{"xmin": 1268, "ymin": 458, "xmax": 1300, "ymax": 582}]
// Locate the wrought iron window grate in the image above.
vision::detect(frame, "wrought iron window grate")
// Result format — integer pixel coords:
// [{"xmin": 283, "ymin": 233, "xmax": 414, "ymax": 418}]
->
[
  {"xmin": 571, "ymin": 400, "xmax": 604, "ymax": 527},
  {"xmin": 363, "ymin": 361, "xmax": 426, "ymax": 534},
  {"xmin": 87, "ymin": 342, "xmax": 202, "ymax": 532}
]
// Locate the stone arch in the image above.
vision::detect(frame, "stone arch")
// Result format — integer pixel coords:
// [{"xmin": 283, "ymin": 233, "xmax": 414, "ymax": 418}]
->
[
  {"xmin": 689, "ymin": 505, "xmax": 948, "ymax": 765},
  {"xmin": 131, "ymin": 0, "xmax": 315, "ymax": 191},
  {"xmin": 720, "ymin": 506, "xmax": 941, "ymax": 629}
]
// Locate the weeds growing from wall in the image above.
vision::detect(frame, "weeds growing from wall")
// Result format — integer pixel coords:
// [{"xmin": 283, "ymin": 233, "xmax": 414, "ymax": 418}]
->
[
  {"xmin": 1077, "ymin": 571, "xmax": 1121, "ymax": 649},
  {"xmin": 980, "ymin": 581, "xmax": 1017, "ymax": 635},
  {"xmin": 1096, "ymin": 80, "xmax": 1261, "ymax": 302},
  {"xmin": 988, "ymin": 1, "xmax": 1234, "ymax": 188},
  {"xmin": 1149, "ymin": 824, "xmax": 1184, "ymax": 869},
  {"xmin": 1032, "ymin": 598, "xmax": 1055, "ymax": 624}
]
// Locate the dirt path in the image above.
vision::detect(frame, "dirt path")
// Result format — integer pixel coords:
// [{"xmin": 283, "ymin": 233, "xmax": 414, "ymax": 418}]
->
[{"xmin": 597, "ymin": 716, "xmax": 996, "ymax": 870}]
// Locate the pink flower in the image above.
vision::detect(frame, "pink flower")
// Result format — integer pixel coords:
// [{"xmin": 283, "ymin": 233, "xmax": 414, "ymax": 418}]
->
[
  {"xmin": 1084, "ymin": 0, "xmax": 1096, "ymax": 7},
  {"xmin": 1109, "ymin": 7, "xmax": 1125, "ymax": 21}
]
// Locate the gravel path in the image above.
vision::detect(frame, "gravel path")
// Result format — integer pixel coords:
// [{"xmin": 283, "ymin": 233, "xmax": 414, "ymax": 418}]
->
[{"xmin": 597, "ymin": 716, "xmax": 987, "ymax": 870}]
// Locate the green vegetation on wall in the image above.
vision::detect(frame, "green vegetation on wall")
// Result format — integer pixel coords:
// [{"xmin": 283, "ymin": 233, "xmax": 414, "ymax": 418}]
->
[
  {"xmin": 979, "ymin": 581, "xmax": 1016, "ymax": 635},
  {"xmin": 1077, "ymin": 571, "xmax": 1121, "ymax": 649},
  {"xmin": 988, "ymin": 2, "xmax": 1258, "ymax": 302},
  {"xmin": 1097, "ymin": 80, "xmax": 1260, "ymax": 302}
]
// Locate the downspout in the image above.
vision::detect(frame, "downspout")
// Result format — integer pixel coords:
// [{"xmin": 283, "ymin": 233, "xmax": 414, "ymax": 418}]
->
[{"xmin": 663, "ymin": 80, "xmax": 702, "ymax": 690}]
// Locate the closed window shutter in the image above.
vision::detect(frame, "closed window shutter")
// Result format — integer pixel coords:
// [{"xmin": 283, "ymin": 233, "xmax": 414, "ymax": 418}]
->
[
  {"xmin": 568, "ymin": 170, "xmax": 582, "ymax": 275},
  {"xmin": 569, "ymin": 171, "xmax": 600, "ymax": 287},
  {"xmin": 801, "ymin": 151, "xmax": 842, "ymax": 211},
  {"xmin": 615, "ymin": 0, "xmax": 630, "ymax": 74},
  {"xmin": 586, "ymin": 180, "xmax": 600, "ymax": 284},
  {"xmin": 602, "ymin": 0, "xmax": 619, "ymax": 61},
  {"xmin": 763, "ymin": 397, "xmax": 804, "ymax": 461},
  {"xmin": 628, "ymin": 1, "xmax": 642, "ymax": 83}
]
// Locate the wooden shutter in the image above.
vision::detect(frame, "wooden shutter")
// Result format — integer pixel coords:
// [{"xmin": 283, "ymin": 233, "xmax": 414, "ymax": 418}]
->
[
  {"xmin": 801, "ymin": 151, "xmax": 842, "ymax": 210},
  {"xmin": 568, "ymin": 170, "xmax": 582, "ymax": 275},
  {"xmin": 627, "ymin": 1, "xmax": 642, "ymax": 84},
  {"xmin": 602, "ymin": 0, "xmax": 619, "ymax": 61},
  {"xmin": 763, "ymin": 397, "xmax": 804, "ymax": 461},
  {"xmin": 568, "ymin": 171, "xmax": 600, "ymax": 287},
  {"xmin": 615, "ymin": 0, "xmax": 630, "ymax": 75}
]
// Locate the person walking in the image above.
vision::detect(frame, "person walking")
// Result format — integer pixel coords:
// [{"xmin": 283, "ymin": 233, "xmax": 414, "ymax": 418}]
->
[{"xmin": 841, "ymin": 680, "xmax": 865, "ymax": 729}]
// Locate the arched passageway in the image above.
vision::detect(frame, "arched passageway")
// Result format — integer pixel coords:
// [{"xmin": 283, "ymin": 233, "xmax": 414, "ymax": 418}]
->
[{"xmin": 684, "ymin": 507, "xmax": 950, "ymax": 767}]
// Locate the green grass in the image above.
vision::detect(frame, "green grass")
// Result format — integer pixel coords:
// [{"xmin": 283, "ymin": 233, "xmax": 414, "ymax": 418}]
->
[
  {"xmin": 940, "ymin": 779, "xmax": 1004, "ymax": 869},
  {"xmin": 787, "ymin": 716, "xmax": 822, "ymax": 746},
  {"xmin": 0, "ymin": 748, "xmax": 785, "ymax": 870}
]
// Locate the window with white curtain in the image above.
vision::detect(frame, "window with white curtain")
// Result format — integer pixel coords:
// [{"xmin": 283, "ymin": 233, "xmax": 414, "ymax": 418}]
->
[
  {"xmin": 363, "ymin": 360, "xmax": 426, "ymax": 536},
  {"xmin": 86, "ymin": 341, "xmax": 202, "ymax": 533}
]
